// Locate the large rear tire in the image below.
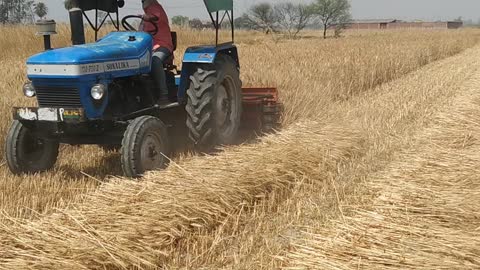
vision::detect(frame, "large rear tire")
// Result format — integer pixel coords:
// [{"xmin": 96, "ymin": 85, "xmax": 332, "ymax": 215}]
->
[
  {"xmin": 186, "ymin": 54, "xmax": 242, "ymax": 150},
  {"xmin": 5, "ymin": 120, "xmax": 59, "ymax": 175},
  {"xmin": 121, "ymin": 116, "xmax": 170, "ymax": 178}
]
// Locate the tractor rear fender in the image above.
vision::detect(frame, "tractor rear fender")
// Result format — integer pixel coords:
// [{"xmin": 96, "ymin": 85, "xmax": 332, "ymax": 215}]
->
[{"xmin": 177, "ymin": 43, "xmax": 239, "ymax": 103}]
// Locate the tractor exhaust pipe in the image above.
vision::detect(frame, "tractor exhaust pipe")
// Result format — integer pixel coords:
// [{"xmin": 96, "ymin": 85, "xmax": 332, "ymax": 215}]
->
[{"xmin": 68, "ymin": 0, "xmax": 85, "ymax": 45}]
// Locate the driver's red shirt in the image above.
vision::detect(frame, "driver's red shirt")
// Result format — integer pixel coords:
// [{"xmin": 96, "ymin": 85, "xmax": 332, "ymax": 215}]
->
[{"xmin": 141, "ymin": 1, "xmax": 174, "ymax": 53}]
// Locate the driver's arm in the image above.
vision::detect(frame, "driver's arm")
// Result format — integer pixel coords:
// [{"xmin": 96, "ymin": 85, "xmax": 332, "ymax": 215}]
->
[
  {"xmin": 142, "ymin": 14, "xmax": 158, "ymax": 22},
  {"xmin": 138, "ymin": 14, "xmax": 157, "ymax": 32},
  {"xmin": 142, "ymin": 1, "xmax": 174, "ymax": 52}
]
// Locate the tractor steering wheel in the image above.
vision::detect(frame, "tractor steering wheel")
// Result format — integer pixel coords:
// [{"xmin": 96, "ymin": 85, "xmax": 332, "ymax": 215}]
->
[{"xmin": 122, "ymin": 15, "xmax": 159, "ymax": 36}]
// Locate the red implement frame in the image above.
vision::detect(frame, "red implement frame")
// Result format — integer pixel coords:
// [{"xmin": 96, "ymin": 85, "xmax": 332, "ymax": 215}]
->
[{"xmin": 241, "ymin": 87, "xmax": 282, "ymax": 132}]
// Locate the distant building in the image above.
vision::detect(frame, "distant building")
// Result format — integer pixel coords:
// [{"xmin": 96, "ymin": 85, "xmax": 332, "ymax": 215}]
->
[
  {"xmin": 347, "ymin": 19, "xmax": 398, "ymax": 30},
  {"xmin": 346, "ymin": 19, "xmax": 463, "ymax": 30}
]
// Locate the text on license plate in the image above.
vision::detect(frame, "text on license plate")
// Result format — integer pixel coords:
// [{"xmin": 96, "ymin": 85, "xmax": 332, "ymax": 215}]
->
[{"xmin": 17, "ymin": 108, "xmax": 83, "ymax": 122}]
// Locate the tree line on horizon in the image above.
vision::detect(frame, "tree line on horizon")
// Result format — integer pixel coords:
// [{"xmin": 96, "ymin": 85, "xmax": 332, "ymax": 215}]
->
[
  {"xmin": 0, "ymin": 0, "xmax": 48, "ymax": 24},
  {"xmin": 0, "ymin": 0, "xmax": 352, "ymax": 39},
  {"xmin": 2, "ymin": 0, "xmax": 476, "ymax": 39},
  {"xmin": 173, "ymin": 0, "xmax": 352, "ymax": 39}
]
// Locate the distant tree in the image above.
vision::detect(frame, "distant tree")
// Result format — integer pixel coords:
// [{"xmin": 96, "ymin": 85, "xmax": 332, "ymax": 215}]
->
[
  {"xmin": 171, "ymin": 15, "xmax": 189, "ymax": 27},
  {"xmin": 312, "ymin": 0, "xmax": 351, "ymax": 39},
  {"xmin": 64, "ymin": 0, "xmax": 76, "ymax": 10},
  {"xmin": 0, "ymin": 0, "xmax": 35, "ymax": 24},
  {"xmin": 333, "ymin": 23, "xmax": 347, "ymax": 38},
  {"xmin": 189, "ymin": 18, "xmax": 204, "ymax": 30},
  {"xmin": 454, "ymin": 16, "xmax": 463, "ymax": 22},
  {"xmin": 220, "ymin": 19, "xmax": 232, "ymax": 30},
  {"xmin": 34, "ymin": 2, "xmax": 48, "ymax": 19},
  {"xmin": 274, "ymin": 2, "xmax": 315, "ymax": 38},
  {"xmin": 248, "ymin": 3, "xmax": 278, "ymax": 33},
  {"xmin": 234, "ymin": 13, "xmax": 255, "ymax": 29}
]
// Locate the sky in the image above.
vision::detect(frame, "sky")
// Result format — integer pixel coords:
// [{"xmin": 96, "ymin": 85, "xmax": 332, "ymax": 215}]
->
[{"xmin": 42, "ymin": 0, "xmax": 480, "ymax": 23}]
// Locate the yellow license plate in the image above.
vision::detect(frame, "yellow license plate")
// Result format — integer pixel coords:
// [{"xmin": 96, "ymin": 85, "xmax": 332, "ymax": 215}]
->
[{"xmin": 60, "ymin": 108, "xmax": 84, "ymax": 121}]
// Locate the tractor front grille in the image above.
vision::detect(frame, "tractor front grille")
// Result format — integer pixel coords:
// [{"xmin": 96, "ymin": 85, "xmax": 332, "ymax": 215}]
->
[{"xmin": 36, "ymin": 86, "xmax": 82, "ymax": 108}]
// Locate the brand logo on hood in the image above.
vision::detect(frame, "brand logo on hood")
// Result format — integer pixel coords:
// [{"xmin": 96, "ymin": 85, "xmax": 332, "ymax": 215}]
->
[{"xmin": 198, "ymin": 53, "xmax": 213, "ymax": 59}]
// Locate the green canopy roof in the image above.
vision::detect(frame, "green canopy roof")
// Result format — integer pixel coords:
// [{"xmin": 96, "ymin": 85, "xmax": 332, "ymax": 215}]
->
[
  {"xmin": 79, "ymin": 0, "xmax": 120, "ymax": 13},
  {"xmin": 203, "ymin": 0, "xmax": 233, "ymax": 13}
]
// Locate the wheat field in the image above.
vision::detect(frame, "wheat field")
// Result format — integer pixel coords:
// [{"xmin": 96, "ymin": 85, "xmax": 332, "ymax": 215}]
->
[{"xmin": 0, "ymin": 25, "xmax": 480, "ymax": 268}]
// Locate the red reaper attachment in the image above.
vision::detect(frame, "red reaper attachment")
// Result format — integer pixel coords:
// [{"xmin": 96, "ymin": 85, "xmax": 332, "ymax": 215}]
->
[{"xmin": 241, "ymin": 87, "xmax": 283, "ymax": 132}]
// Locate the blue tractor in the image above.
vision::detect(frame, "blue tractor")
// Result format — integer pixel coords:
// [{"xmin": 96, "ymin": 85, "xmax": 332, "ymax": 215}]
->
[{"xmin": 5, "ymin": 0, "xmax": 281, "ymax": 178}]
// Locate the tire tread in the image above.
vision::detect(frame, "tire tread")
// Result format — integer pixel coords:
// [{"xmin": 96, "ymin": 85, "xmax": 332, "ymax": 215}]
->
[
  {"xmin": 185, "ymin": 55, "xmax": 242, "ymax": 149},
  {"xmin": 121, "ymin": 116, "xmax": 169, "ymax": 178}
]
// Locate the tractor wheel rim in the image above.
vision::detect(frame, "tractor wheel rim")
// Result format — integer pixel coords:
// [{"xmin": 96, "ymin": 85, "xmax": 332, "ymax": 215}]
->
[
  {"xmin": 140, "ymin": 134, "xmax": 163, "ymax": 171},
  {"xmin": 215, "ymin": 75, "xmax": 237, "ymax": 136},
  {"xmin": 215, "ymin": 84, "xmax": 229, "ymax": 128}
]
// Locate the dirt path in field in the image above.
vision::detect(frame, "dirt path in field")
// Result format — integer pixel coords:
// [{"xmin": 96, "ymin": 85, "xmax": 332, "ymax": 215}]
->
[{"xmin": 2, "ymin": 45, "xmax": 480, "ymax": 269}]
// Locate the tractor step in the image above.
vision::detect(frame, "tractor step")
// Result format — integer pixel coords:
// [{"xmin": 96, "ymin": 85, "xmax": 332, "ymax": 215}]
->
[{"xmin": 241, "ymin": 87, "xmax": 283, "ymax": 132}]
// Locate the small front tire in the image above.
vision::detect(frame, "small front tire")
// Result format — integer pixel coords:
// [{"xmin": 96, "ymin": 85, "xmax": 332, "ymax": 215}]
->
[
  {"xmin": 5, "ymin": 120, "xmax": 59, "ymax": 175},
  {"xmin": 121, "ymin": 116, "xmax": 170, "ymax": 178}
]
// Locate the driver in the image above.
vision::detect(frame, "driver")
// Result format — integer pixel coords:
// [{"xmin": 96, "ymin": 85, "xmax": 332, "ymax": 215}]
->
[{"xmin": 141, "ymin": 0, "xmax": 174, "ymax": 104}]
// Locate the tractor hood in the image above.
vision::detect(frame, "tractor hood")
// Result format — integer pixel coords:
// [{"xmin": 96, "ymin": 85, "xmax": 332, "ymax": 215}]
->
[{"xmin": 27, "ymin": 32, "xmax": 153, "ymax": 79}]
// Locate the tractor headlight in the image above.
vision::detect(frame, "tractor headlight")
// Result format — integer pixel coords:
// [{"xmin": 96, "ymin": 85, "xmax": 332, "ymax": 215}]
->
[
  {"xmin": 23, "ymin": 82, "xmax": 36, "ymax": 98},
  {"xmin": 91, "ymin": 84, "xmax": 106, "ymax": 100}
]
